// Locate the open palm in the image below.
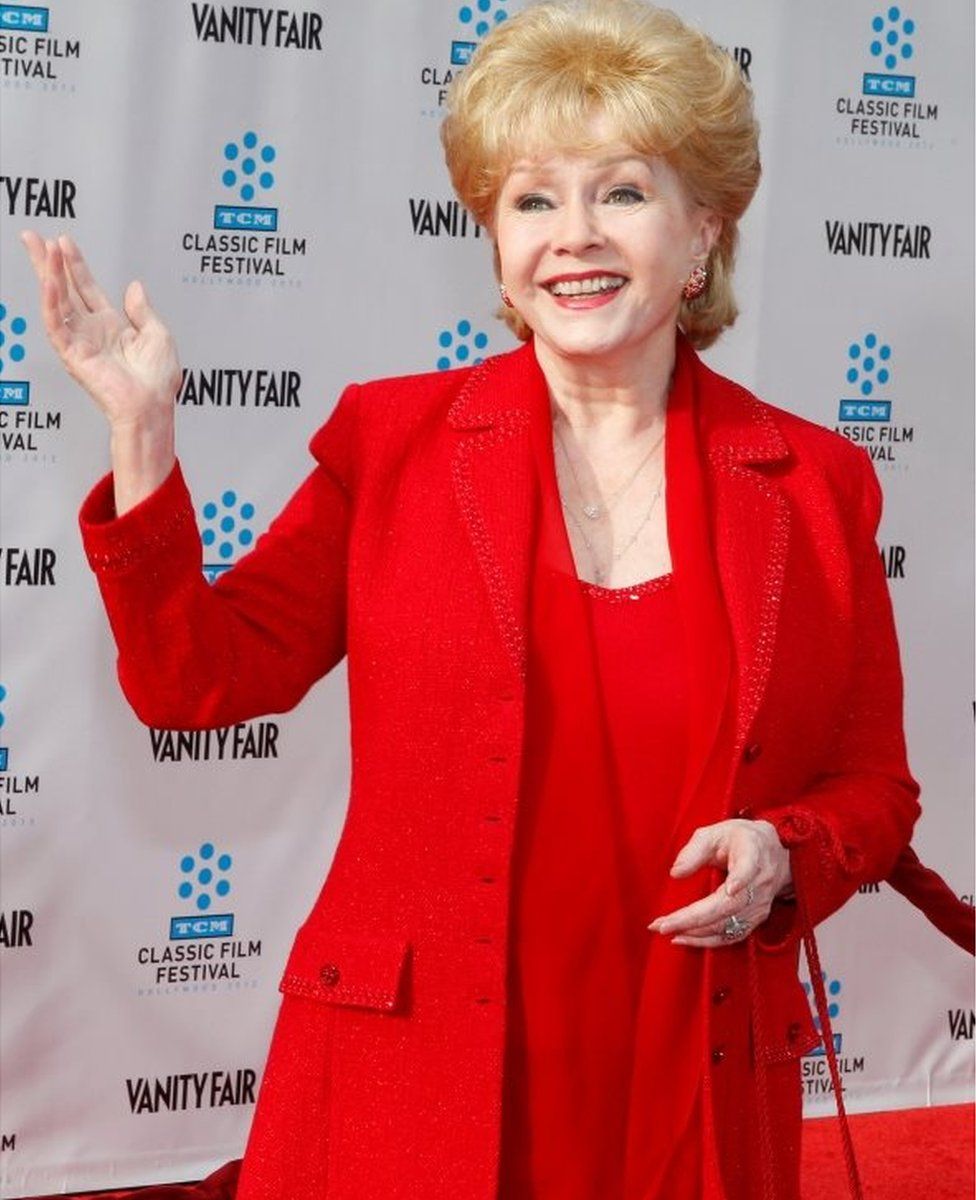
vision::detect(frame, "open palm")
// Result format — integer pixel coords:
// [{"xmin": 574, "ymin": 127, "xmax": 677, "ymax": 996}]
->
[{"xmin": 20, "ymin": 231, "xmax": 181, "ymax": 428}]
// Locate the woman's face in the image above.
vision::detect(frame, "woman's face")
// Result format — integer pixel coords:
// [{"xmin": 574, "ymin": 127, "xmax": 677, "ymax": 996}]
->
[{"xmin": 492, "ymin": 122, "xmax": 720, "ymax": 368}]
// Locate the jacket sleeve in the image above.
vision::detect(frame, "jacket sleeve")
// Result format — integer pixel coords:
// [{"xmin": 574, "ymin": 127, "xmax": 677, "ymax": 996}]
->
[
  {"xmin": 79, "ymin": 382, "xmax": 361, "ymax": 729},
  {"xmin": 887, "ymin": 845, "xmax": 975, "ymax": 954},
  {"xmin": 759, "ymin": 447, "xmax": 921, "ymax": 932}
]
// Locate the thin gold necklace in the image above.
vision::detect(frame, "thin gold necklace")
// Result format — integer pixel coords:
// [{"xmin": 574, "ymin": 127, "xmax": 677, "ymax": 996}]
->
[
  {"xmin": 552, "ymin": 413, "xmax": 665, "ymax": 522},
  {"xmin": 560, "ymin": 471, "xmax": 665, "ymax": 585}
]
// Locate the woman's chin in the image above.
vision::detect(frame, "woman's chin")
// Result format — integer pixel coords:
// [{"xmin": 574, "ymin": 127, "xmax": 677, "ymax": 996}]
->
[{"xmin": 533, "ymin": 324, "xmax": 644, "ymax": 367}]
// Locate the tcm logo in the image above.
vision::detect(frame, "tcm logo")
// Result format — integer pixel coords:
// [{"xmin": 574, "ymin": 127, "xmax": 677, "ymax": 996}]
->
[
  {"xmin": 863, "ymin": 7, "xmax": 916, "ymax": 97},
  {"xmin": 838, "ymin": 333, "xmax": 892, "ymax": 422},
  {"xmin": 0, "ymin": 304, "xmax": 29, "ymax": 407},
  {"xmin": 0, "ymin": 4, "xmax": 49, "ymax": 31},
  {"xmin": 0, "ymin": 683, "xmax": 8, "ymax": 771},
  {"xmin": 451, "ymin": 0, "xmax": 508, "ymax": 66},
  {"xmin": 803, "ymin": 971, "xmax": 842, "ymax": 1056},
  {"xmin": 436, "ymin": 318, "xmax": 490, "ymax": 371},
  {"xmin": 214, "ymin": 130, "xmax": 278, "ymax": 231},
  {"xmin": 169, "ymin": 841, "xmax": 234, "ymax": 940},
  {"xmin": 198, "ymin": 489, "xmax": 257, "ymax": 582}
]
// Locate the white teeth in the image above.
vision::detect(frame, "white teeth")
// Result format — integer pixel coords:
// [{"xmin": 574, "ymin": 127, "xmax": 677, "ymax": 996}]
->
[{"xmin": 548, "ymin": 275, "xmax": 626, "ymax": 296}]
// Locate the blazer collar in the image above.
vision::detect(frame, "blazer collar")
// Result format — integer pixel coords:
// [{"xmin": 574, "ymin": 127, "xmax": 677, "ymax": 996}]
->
[
  {"xmin": 449, "ymin": 331, "xmax": 794, "ymax": 747},
  {"xmin": 447, "ymin": 334, "xmax": 792, "ymax": 470}
]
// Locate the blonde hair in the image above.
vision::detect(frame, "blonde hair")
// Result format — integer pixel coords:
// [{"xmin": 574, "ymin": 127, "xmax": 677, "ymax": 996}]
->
[{"xmin": 440, "ymin": 0, "xmax": 760, "ymax": 349}]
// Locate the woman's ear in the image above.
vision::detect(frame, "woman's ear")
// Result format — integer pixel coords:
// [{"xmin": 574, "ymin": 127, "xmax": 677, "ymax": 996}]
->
[
  {"xmin": 491, "ymin": 238, "xmax": 502, "ymax": 280},
  {"xmin": 693, "ymin": 209, "xmax": 723, "ymax": 260}
]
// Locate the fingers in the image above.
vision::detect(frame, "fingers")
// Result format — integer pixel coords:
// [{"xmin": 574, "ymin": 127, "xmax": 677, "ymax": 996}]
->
[
  {"xmin": 122, "ymin": 279, "xmax": 159, "ymax": 333},
  {"xmin": 32, "ymin": 238, "xmax": 74, "ymax": 351},
  {"xmin": 651, "ymin": 878, "xmax": 772, "ymax": 948},
  {"xmin": 649, "ymin": 818, "xmax": 789, "ymax": 938},
  {"xmin": 669, "ymin": 826, "xmax": 719, "ymax": 878},
  {"xmin": 724, "ymin": 833, "xmax": 761, "ymax": 900},
  {"xmin": 19, "ymin": 231, "xmax": 63, "ymax": 324},
  {"xmin": 671, "ymin": 930, "xmax": 748, "ymax": 949},
  {"xmin": 19, "ymin": 229, "xmax": 47, "ymax": 279},
  {"xmin": 21, "ymin": 231, "xmax": 110, "ymax": 335},
  {"xmin": 25, "ymin": 236, "xmax": 107, "ymax": 363},
  {"xmin": 58, "ymin": 235, "xmax": 111, "ymax": 312},
  {"xmin": 648, "ymin": 876, "xmax": 746, "ymax": 936}
]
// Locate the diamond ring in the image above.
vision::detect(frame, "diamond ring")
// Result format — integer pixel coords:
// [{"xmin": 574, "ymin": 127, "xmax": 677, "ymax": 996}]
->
[{"xmin": 723, "ymin": 914, "xmax": 750, "ymax": 940}]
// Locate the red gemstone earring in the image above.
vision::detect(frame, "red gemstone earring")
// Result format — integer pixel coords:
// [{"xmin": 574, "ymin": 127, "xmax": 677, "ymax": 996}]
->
[
  {"xmin": 499, "ymin": 283, "xmax": 514, "ymax": 309},
  {"xmin": 682, "ymin": 264, "xmax": 708, "ymax": 301}
]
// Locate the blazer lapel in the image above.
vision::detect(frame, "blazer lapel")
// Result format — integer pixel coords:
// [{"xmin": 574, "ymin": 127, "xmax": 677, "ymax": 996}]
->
[
  {"xmin": 690, "ymin": 345, "xmax": 793, "ymax": 748},
  {"xmin": 448, "ymin": 335, "xmax": 794, "ymax": 749},
  {"xmin": 448, "ymin": 344, "xmax": 544, "ymax": 680}
]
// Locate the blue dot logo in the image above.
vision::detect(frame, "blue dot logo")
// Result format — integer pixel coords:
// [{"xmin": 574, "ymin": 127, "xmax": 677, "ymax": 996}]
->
[
  {"xmin": 458, "ymin": 0, "xmax": 508, "ymax": 39},
  {"xmin": 178, "ymin": 842, "xmax": 233, "ymax": 911},
  {"xmin": 0, "ymin": 682, "xmax": 6, "ymax": 731},
  {"xmin": 845, "ymin": 333, "xmax": 892, "ymax": 397},
  {"xmin": 436, "ymin": 319, "xmax": 490, "ymax": 371},
  {"xmin": 0, "ymin": 303, "xmax": 28, "ymax": 376},
  {"xmin": 200, "ymin": 489, "xmax": 257, "ymax": 569},
  {"xmin": 870, "ymin": 8, "xmax": 915, "ymax": 72},
  {"xmin": 221, "ymin": 131, "xmax": 277, "ymax": 203},
  {"xmin": 804, "ymin": 972, "xmax": 842, "ymax": 1030}
]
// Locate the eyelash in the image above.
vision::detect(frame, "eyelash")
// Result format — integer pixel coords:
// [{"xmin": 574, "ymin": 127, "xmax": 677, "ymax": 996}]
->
[
  {"xmin": 514, "ymin": 185, "xmax": 647, "ymax": 212},
  {"xmin": 605, "ymin": 186, "xmax": 646, "ymax": 205}
]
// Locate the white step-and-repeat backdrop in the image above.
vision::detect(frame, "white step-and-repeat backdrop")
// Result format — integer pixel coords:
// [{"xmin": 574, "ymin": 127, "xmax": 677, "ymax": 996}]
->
[{"xmin": 1, "ymin": 1, "xmax": 972, "ymax": 1193}]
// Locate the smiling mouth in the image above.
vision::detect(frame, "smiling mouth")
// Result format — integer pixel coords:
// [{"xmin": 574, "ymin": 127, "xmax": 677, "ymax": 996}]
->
[{"xmin": 545, "ymin": 274, "xmax": 628, "ymax": 297}]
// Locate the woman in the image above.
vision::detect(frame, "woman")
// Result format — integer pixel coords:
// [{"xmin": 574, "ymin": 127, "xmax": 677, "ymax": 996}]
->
[{"xmin": 22, "ymin": 2, "xmax": 926, "ymax": 1197}]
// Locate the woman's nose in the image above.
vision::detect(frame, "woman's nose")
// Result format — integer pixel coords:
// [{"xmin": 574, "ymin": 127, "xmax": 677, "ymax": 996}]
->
[{"xmin": 551, "ymin": 197, "xmax": 604, "ymax": 254}]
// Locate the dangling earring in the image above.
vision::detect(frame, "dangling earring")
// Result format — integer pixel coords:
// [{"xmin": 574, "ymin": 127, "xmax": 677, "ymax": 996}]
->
[
  {"xmin": 682, "ymin": 263, "xmax": 708, "ymax": 301},
  {"xmin": 499, "ymin": 283, "xmax": 514, "ymax": 309}
]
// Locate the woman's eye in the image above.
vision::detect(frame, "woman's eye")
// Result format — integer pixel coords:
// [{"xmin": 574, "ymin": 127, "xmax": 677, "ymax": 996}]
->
[
  {"xmin": 605, "ymin": 186, "xmax": 646, "ymax": 205},
  {"xmin": 515, "ymin": 194, "xmax": 553, "ymax": 212}
]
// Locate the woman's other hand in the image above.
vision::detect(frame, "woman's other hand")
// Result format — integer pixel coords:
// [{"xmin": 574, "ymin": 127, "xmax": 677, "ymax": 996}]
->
[
  {"xmin": 20, "ymin": 230, "xmax": 179, "ymax": 514},
  {"xmin": 646, "ymin": 819, "xmax": 793, "ymax": 947}
]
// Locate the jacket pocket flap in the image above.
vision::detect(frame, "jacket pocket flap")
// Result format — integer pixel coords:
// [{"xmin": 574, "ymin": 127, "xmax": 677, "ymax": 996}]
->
[
  {"xmin": 279, "ymin": 928, "xmax": 411, "ymax": 1013},
  {"xmin": 754, "ymin": 990, "xmax": 819, "ymax": 1064},
  {"xmin": 752, "ymin": 945, "xmax": 820, "ymax": 1064}
]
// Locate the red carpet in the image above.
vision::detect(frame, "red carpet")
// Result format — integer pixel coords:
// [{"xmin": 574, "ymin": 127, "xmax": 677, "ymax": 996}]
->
[
  {"xmin": 20, "ymin": 1104, "xmax": 975, "ymax": 1199},
  {"xmin": 801, "ymin": 1103, "xmax": 974, "ymax": 1198}
]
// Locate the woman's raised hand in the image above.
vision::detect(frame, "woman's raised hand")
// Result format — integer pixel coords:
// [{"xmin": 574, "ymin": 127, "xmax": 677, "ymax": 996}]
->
[
  {"xmin": 21, "ymin": 231, "xmax": 181, "ymax": 426},
  {"xmin": 20, "ymin": 231, "xmax": 179, "ymax": 513}
]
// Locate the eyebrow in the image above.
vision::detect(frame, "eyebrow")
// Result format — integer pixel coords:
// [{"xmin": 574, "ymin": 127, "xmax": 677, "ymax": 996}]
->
[{"xmin": 507, "ymin": 152, "xmax": 654, "ymax": 176}]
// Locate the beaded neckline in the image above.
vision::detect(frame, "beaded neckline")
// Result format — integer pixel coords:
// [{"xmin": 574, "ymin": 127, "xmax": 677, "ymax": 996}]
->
[{"xmin": 579, "ymin": 571, "xmax": 673, "ymax": 601}]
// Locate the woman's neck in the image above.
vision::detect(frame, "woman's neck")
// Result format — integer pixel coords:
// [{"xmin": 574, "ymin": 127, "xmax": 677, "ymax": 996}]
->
[{"xmin": 532, "ymin": 330, "xmax": 677, "ymax": 441}]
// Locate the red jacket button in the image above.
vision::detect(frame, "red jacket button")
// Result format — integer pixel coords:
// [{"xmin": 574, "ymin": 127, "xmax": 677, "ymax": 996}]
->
[
  {"xmin": 319, "ymin": 963, "xmax": 341, "ymax": 986},
  {"xmin": 743, "ymin": 742, "xmax": 763, "ymax": 763},
  {"xmin": 712, "ymin": 987, "xmax": 731, "ymax": 1005},
  {"xmin": 711, "ymin": 1045, "xmax": 726, "ymax": 1064},
  {"xmin": 787, "ymin": 1021, "xmax": 803, "ymax": 1043}
]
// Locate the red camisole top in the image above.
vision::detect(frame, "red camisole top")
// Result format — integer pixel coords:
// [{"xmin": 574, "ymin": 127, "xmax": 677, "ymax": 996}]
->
[{"xmin": 498, "ymin": 381, "xmax": 718, "ymax": 1199}]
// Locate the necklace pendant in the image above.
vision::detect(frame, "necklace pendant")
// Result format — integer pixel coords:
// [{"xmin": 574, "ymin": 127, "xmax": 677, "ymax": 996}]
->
[{"xmin": 582, "ymin": 503, "xmax": 601, "ymax": 520}]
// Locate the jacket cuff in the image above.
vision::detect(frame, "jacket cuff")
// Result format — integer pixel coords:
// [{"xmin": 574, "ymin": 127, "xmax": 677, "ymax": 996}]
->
[
  {"xmin": 79, "ymin": 461, "xmax": 199, "ymax": 574},
  {"xmin": 766, "ymin": 803, "xmax": 865, "ymax": 876},
  {"xmin": 762, "ymin": 803, "xmax": 868, "ymax": 932}
]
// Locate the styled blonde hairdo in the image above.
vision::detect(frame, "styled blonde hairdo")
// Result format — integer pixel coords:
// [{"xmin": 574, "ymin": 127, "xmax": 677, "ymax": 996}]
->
[{"xmin": 440, "ymin": 0, "xmax": 760, "ymax": 350}]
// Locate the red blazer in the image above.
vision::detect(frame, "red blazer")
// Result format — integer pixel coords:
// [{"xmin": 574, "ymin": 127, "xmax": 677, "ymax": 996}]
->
[{"xmin": 80, "ymin": 336, "xmax": 921, "ymax": 1200}]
